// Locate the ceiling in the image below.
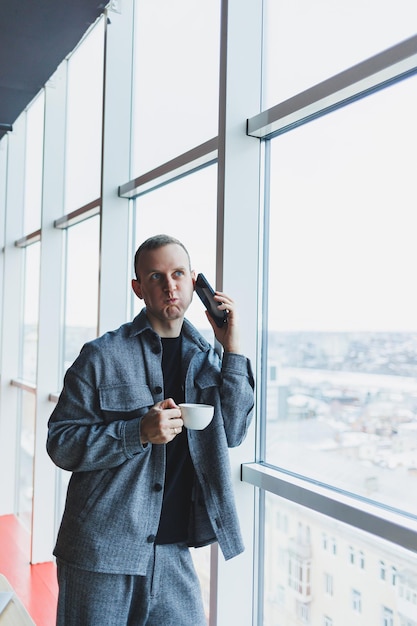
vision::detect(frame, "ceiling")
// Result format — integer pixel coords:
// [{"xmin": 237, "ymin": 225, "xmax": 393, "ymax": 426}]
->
[{"xmin": 0, "ymin": 0, "xmax": 107, "ymax": 139}]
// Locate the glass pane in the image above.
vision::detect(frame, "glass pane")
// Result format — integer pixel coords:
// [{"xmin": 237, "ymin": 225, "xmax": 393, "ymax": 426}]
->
[
  {"xmin": 264, "ymin": 76, "xmax": 417, "ymax": 516},
  {"xmin": 263, "ymin": 491, "xmax": 417, "ymax": 626},
  {"xmin": 262, "ymin": 0, "xmax": 417, "ymax": 108},
  {"xmin": 24, "ymin": 92, "xmax": 44, "ymax": 233},
  {"xmin": 63, "ymin": 215, "xmax": 100, "ymax": 373},
  {"xmin": 17, "ymin": 390, "xmax": 36, "ymax": 530},
  {"xmin": 133, "ymin": 165, "xmax": 218, "ymax": 342},
  {"xmin": 65, "ymin": 19, "xmax": 104, "ymax": 213},
  {"xmin": 55, "ymin": 215, "xmax": 100, "ymax": 529},
  {"xmin": 191, "ymin": 546, "xmax": 211, "ymax": 622},
  {"xmin": 55, "ymin": 467, "xmax": 71, "ymax": 541},
  {"xmin": 134, "ymin": 165, "xmax": 217, "ymax": 616},
  {"xmin": 132, "ymin": 0, "xmax": 220, "ymax": 174},
  {"xmin": 21, "ymin": 242, "xmax": 41, "ymax": 382}
]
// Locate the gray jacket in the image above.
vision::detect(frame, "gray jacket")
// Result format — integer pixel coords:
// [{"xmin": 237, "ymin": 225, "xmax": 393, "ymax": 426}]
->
[{"xmin": 47, "ymin": 309, "xmax": 254, "ymax": 575}]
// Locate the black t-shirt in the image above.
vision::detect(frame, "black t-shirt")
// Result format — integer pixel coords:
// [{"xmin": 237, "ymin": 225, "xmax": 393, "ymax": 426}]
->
[{"xmin": 155, "ymin": 335, "xmax": 194, "ymax": 544}]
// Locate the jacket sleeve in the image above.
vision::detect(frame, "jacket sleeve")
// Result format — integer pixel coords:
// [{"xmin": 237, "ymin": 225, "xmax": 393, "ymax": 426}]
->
[
  {"xmin": 219, "ymin": 352, "xmax": 255, "ymax": 447},
  {"xmin": 46, "ymin": 348, "xmax": 150, "ymax": 472}
]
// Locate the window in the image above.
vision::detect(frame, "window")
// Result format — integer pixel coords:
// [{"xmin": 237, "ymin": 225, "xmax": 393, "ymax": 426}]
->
[
  {"xmin": 323, "ymin": 534, "xmax": 337, "ymax": 556},
  {"xmin": 262, "ymin": 492, "xmax": 417, "ymax": 624},
  {"xmin": 380, "ymin": 561, "xmax": 387, "ymax": 582},
  {"xmin": 21, "ymin": 243, "xmax": 41, "ymax": 383},
  {"xmin": 296, "ymin": 601, "xmax": 310, "ymax": 624},
  {"xmin": 62, "ymin": 216, "xmax": 100, "ymax": 373},
  {"xmin": 352, "ymin": 589, "xmax": 362, "ymax": 613},
  {"xmin": 16, "ymin": 241, "xmax": 41, "ymax": 529},
  {"xmin": 397, "ymin": 569, "xmax": 417, "ymax": 621},
  {"xmin": 276, "ymin": 585, "xmax": 285, "ymax": 606},
  {"xmin": 262, "ymin": 0, "xmax": 417, "ymax": 107},
  {"xmin": 132, "ymin": 164, "xmax": 217, "ymax": 619},
  {"xmin": 382, "ymin": 606, "xmax": 394, "ymax": 626},
  {"xmin": 55, "ymin": 214, "xmax": 100, "ymax": 528},
  {"xmin": 324, "ymin": 573, "xmax": 333, "ymax": 596},
  {"xmin": 263, "ymin": 74, "xmax": 417, "ymax": 517},
  {"xmin": 247, "ymin": 16, "xmax": 417, "ymax": 626},
  {"xmin": 23, "ymin": 92, "xmax": 44, "ymax": 233},
  {"xmin": 64, "ymin": 19, "xmax": 104, "ymax": 213},
  {"xmin": 133, "ymin": 165, "xmax": 218, "ymax": 335},
  {"xmin": 288, "ymin": 556, "xmax": 311, "ymax": 597},
  {"xmin": 132, "ymin": 0, "xmax": 220, "ymax": 174},
  {"xmin": 16, "ymin": 390, "xmax": 36, "ymax": 528}
]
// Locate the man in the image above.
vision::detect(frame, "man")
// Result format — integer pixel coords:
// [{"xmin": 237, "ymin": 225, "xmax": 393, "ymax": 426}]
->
[{"xmin": 47, "ymin": 234, "xmax": 254, "ymax": 626}]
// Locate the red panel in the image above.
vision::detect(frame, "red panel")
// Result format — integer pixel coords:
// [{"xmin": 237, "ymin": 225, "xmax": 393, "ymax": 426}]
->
[{"xmin": 0, "ymin": 515, "xmax": 58, "ymax": 625}]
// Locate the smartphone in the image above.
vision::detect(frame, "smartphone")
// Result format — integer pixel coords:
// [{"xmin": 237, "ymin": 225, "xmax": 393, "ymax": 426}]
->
[{"xmin": 195, "ymin": 273, "xmax": 228, "ymax": 328}]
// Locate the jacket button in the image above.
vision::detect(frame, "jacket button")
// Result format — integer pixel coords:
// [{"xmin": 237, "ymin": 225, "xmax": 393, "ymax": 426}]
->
[
  {"xmin": 154, "ymin": 483, "xmax": 163, "ymax": 492},
  {"xmin": 147, "ymin": 534, "xmax": 156, "ymax": 543},
  {"xmin": 154, "ymin": 386, "xmax": 162, "ymax": 394},
  {"xmin": 152, "ymin": 345, "xmax": 161, "ymax": 354}
]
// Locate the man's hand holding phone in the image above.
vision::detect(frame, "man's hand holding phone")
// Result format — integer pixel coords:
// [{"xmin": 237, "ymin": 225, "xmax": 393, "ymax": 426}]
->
[{"xmin": 195, "ymin": 273, "xmax": 241, "ymax": 354}]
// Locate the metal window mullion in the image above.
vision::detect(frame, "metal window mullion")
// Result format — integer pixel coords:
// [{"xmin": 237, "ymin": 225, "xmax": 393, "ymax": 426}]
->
[
  {"xmin": 54, "ymin": 197, "xmax": 101, "ymax": 229},
  {"xmin": 247, "ymin": 34, "xmax": 417, "ymax": 140},
  {"xmin": 14, "ymin": 229, "xmax": 41, "ymax": 247},
  {"xmin": 215, "ymin": 1, "xmax": 263, "ymax": 626},
  {"xmin": 10, "ymin": 378, "xmax": 37, "ymax": 393},
  {"xmin": 242, "ymin": 463, "xmax": 417, "ymax": 554},
  {"xmin": 118, "ymin": 137, "xmax": 218, "ymax": 200},
  {"xmin": 208, "ymin": 0, "xmax": 228, "ymax": 619},
  {"xmin": 252, "ymin": 139, "xmax": 270, "ymax": 626},
  {"xmin": 257, "ymin": 140, "xmax": 270, "ymax": 465},
  {"xmin": 99, "ymin": 1, "xmax": 134, "ymax": 334}
]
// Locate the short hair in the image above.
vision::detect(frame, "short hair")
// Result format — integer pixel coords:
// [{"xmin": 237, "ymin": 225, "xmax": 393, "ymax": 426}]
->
[{"xmin": 134, "ymin": 234, "xmax": 191, "ymax": 280}]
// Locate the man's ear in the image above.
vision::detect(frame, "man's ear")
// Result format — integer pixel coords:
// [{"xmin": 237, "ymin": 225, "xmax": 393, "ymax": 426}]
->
[
  {"xmin": 191, "ymin": 269, "xmax": 196, "ymax": 289},
  {"xmin": 131, "ymin": 279, "xmax": 143, "ymax": 299}
]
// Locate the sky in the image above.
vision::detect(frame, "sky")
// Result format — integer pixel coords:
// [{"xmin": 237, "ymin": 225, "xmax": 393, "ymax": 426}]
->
[{"xmin": 267, "ymin": 71, "xmax": 417, "ymax": 332}]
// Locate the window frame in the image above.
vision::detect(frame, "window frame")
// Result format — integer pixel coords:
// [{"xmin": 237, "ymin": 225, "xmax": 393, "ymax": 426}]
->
[{"xmin": 242, "ymin": 32, "xmax": 417, "ymax": 565}]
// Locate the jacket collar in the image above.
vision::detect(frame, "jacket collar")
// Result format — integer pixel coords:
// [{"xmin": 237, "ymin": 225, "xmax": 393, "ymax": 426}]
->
[{"xmin": 128, "ymin": 307, "xmax": 211, "ymax": 353}]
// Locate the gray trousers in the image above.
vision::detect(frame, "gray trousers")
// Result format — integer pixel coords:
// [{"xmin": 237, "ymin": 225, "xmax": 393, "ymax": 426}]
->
[{"xmin": 56, "ymin": 543, "xmax": 207, "ymax": 626}]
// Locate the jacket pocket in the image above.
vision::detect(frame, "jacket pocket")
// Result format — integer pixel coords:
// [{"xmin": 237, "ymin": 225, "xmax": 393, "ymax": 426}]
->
[
  {"xmin": 99, "ymin": 383, "xmax": 154, "ymax": 423},
  {"xmin": 75, "ymin": 469, "xmax": 114, "ymax": 521},
  {"xmin": 192, "ymin": 370, "xmax": 221, "ymax": 407},
  {"xmin": 194, "ymin": 369, "xmax": 221, "ymax": 391}
]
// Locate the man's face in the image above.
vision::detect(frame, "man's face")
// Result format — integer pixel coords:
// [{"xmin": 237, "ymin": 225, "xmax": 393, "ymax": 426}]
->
[{"xmin": 132, "ymin": 243, "xmax": 196, "ymax": 334}]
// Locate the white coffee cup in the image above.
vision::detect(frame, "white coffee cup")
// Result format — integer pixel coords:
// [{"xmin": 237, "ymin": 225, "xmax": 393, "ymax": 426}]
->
[{"xmin": 179, "ymin": 403, "xmax": 214, "ymax": 430}]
